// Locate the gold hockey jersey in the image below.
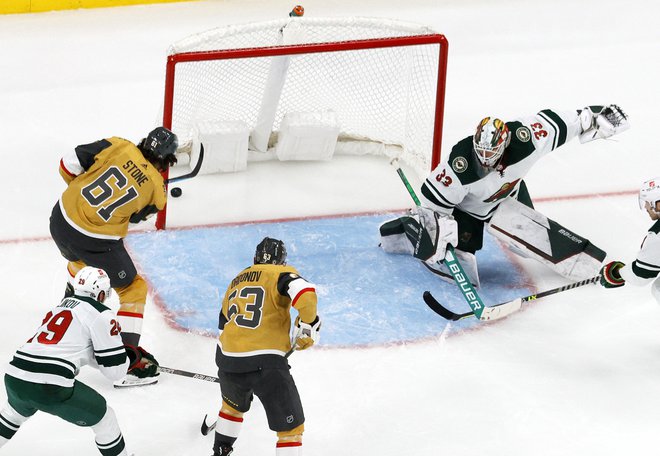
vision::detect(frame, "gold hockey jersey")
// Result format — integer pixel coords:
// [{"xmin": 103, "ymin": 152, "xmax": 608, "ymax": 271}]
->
[
  {"xmin": 217, "ymin": 263, "xmax": 317, "ymax": 372},
  {"xmin": 58, "ymin": 137, "xmax": 167, "ymax": 240}
]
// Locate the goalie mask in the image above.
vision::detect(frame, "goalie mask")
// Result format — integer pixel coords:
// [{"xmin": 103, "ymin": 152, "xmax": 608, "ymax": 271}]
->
[
  {"xmin": 73, "ymin": 267, "xmax": 112, "ymax": 303},
  {"xmin": 473, "ymin": 117, "xmax": 510, "ymax": 167},
  {"xmin": 639, "ymin": 177, "xmax": 660, "ymax": 217},
  {"xmin": 254, "ymin": 237, "xmax": 287, "ymax": 265},
  {"xmin": 138, "ymin": 126, "xmax": 178, "ymax": 171}
]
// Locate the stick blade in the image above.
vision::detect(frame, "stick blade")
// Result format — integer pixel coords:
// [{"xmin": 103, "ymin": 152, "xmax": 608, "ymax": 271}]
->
[
  {"xmin": 422, "ymin": 291, "xmax": 474, "ymax": 321},
  {"xmin": 201, "ymin": 414, "xmax": 216, "ymax": 436},
  {"xmin": 478, "ymin": 298, "xmax": 523, "ymax": 321}
]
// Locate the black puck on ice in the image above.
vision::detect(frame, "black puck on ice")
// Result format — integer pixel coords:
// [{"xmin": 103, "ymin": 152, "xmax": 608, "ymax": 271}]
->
[{"xmin": 170, "ymin": 187, "xmax": 183, "ymax": 198}]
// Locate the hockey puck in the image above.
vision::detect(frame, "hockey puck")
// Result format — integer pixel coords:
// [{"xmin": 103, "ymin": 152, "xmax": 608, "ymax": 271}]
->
[{"xmin": 170, "ymin": 187, "xmax": 182, "ymax": 198}]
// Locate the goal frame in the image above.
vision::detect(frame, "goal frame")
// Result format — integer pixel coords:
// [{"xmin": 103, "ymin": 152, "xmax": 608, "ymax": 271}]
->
[{"xmin": 156, "ymin": 33, "xmax": 449, "ymax": 229}]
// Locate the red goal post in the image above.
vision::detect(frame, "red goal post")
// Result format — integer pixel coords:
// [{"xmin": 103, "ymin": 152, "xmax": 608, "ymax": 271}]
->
[{"xmin": 156, "ymin": 17, "xmax": 448, "ymax": 229}]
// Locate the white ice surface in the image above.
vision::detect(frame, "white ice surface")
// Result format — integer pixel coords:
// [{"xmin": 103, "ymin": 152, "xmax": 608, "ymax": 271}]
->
[{"xmin": 1, "ymin": 0, "xmax": 660, "ymax": 455}]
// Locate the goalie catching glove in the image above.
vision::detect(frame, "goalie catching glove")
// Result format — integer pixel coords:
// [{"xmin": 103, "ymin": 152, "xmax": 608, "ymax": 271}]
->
[
  {"xmin": 600, "ymin": 261, "xmax": 626, "ymax": 288},
  {"xmin": 579, "ymin": 104, "xmax": 629, "ymax": 143},
  {"xmin": 124, "ymin": 345, "xmax": 160, "ymax": 378},
  {"xmin": 292, "ymin": 316, "xmax": 321, "ymax": 350}
]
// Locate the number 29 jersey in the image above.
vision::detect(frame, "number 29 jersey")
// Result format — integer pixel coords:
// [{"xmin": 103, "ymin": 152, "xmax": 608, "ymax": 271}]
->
[
  {"xmin": 4, "ymin": 296, "xmax": 129, "ymax": 388},
  {"xmin": 58, "ymin": 137, "xmax": 167, "ymax": 240}
]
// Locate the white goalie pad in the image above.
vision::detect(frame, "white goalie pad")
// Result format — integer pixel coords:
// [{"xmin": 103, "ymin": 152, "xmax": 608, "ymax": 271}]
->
[
  {"xmin": 192, "ymin": 120, "xmax": 250, "ymax": 174},
  {"xmin": 487, "ymin": 198, "xmax": 606, "ymax": 281},
  {"xmin": 275, "ymin": 110, "xmax": 340, "ymax": 161}
]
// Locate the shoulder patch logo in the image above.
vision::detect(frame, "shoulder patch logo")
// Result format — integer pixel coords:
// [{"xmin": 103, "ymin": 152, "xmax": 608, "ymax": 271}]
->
[
  {"xmin": 516, "ymin": 126, "xmax": 531, "ymax": 142},
  {"xmin": 451, "ymin": 157, "xmax": 468, "ymax": 173}
]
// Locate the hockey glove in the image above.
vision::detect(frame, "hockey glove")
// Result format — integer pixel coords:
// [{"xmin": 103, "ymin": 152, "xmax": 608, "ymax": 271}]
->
[
  {"xmin": 579, "ymin": 105, "xmax": 630, "ymax": 143},
  {"xmin": 292, "ymin": 316, "xmax": 321, "ymax": 350},
  {"xmin": 124, "ymin": 345, "xmax": 142, "ymax": 371},
  {"xmin": 600, "ymin": 261, "xmax": 626, "ymax": 288},
  {"xmin": 126, "ymin": 346, "xmax": 160, "ymax": 378},
  {"xmin": 414, "ymin": 206, "xmax": 458, "ymax": 264}
]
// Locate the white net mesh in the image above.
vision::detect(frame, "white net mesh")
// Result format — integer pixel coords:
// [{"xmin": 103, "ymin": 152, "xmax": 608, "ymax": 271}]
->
[{"xmin": 165, "ymin": 17, "xmax": 446, "ymax": 179}]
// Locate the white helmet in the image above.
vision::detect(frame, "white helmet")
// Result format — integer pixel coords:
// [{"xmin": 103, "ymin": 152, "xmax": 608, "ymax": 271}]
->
[
  {"xmin": 639, "ymin": 177, "xmax": 660, "ymax": 214},
  {"xmin": 73, "ymin": 267, "xmax": 112, "ymax": 303},
  {"xmin": 473, "ymin": 117, "xmax": 510, "ymax": 167}
]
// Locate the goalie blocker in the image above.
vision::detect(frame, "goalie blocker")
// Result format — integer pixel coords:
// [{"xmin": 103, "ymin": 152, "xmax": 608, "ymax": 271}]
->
[{"xmin": 487, "ymin": 198, "xmax": 606, "ymax": 281}]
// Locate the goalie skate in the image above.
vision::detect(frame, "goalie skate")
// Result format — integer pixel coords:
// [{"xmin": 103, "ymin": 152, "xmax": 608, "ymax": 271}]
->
[{"xmin": 113, "ymin": 373, "xmax": 159, "ymax": 388}]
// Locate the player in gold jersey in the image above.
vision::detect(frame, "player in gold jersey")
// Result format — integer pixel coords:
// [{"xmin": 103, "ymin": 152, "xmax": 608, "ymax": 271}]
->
[
  {"xmin": 48, "ymin": 127, "xmax": 177, "ymax": 387},
  {"xmin": 211, "ymin": 237, "xmax": 321, "ymax": 456}
]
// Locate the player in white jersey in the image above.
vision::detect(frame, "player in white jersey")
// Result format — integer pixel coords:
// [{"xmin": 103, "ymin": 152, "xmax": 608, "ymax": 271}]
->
[
  {"xmin": 380, "ymin": 105, "xmax": 630, "ymax": 285},
  {"xmin": 600, "ymin": 177, "xmax": 660, "ymax": 300},
  {"xmin": 0, "ymin": 267, "xmax": 144, "ymax": 456}
]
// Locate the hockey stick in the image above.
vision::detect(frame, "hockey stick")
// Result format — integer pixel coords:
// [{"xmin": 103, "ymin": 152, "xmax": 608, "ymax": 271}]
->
[
  {"xmin": 423, "ymin": 275, "xmax": 601, "ymax": 321},
  {"xmin": 158, "ymin": 366, "xmax": 219, "ymax": 383},
  {"xmin": 198, "ymin": 343, "xmax": 299, "ymax": 436},
  {"xmin": 159, "ymin": 345, "xmax": 297, "ymax": 386},
  {"xmin": 165, "ymin": 143, "xmax": 205, "ymax": 184},
  {"xmin": 390, "ymin": 159, "xmax": 487, "ymax": 319}
]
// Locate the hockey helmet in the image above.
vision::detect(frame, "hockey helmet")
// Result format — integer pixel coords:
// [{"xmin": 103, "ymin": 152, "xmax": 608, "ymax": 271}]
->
[
  {"xmin": 254, "ymin": 237, "xmax": 287, "ymax": 265},
  {"xmin": 289, "ymin": 5, "xmax": 304, "ymax": 16},
  {"xmin": 473, "ymin": 117, "xmax": 510, "ymax": 167},
  {"xmin": 138, "ymin": 126, "xmax": 178, "ymax": 171},
  {"xmin": 73, "ymin": 267, "xmax": 112, "ymax": 303},
  {"xmin": 639, "ymin": 177, "xmax": 660, "ymax": 214}
]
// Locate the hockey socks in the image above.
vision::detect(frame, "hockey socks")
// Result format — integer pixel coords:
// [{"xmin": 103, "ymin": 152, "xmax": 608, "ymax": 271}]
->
[
  {"xmin": 213, "ymin": 410, "xmax": 242, "ymax": 454},
  {"xmin": 0, "ymin": 403, "xmax": 29, "ymax": 447},
  {"xmin": 92, "ymin": 407, "xmax": 129, "ymax": 456},
  {"xmin": 276, "ymin": 440, "xmax": 303, "ymax": 455}
]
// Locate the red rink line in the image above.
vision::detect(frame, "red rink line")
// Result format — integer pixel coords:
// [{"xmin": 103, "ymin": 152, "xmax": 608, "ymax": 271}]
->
[
  {"xmin": 533, "ymin": 189, "xmax": 636, "ymax": 203},
  {"xmin": 0, "ymin": 189, "xmax": 637, "ymax": 245}
]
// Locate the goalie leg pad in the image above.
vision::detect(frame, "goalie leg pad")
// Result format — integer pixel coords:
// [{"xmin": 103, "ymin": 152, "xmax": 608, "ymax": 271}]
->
[
  {"xmin": 487, "ymin": 198, "xmax": 606, "ymax": 281},
  {"xmin": 378, "ymin": 214, "xmax": 437, "ymax": 261}
]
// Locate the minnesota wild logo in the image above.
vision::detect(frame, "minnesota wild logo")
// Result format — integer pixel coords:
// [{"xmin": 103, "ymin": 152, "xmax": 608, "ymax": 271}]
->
[
  {"xmin": 516, "ymin": 126, "xmax": 531, "ymax": 142},
  {"xmin": 452, "ymin": 156, "xmax": 468, "ymax": 173},
  {"xmin": 483, "ymin": 178, "xmax": 521, "ymax": 203}
]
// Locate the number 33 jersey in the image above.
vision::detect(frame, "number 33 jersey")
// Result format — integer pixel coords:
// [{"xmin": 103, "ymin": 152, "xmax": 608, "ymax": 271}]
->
[
  {"xmin": 58, "ymin": 137, "xmax": 167, "ymax": 240},
  {"xmin": 4, "ymin": 296, "xmax": 129, "ymax": 387},
  {"xmin": 421, "ymin": 109, "xmax": 583, "ymax": 221}
]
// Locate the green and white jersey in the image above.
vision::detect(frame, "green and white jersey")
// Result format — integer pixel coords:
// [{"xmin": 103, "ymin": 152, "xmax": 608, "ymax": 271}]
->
[
  {"xmin": 421, "ymin": 109, "xmax": 582, "ymax": 221},
  {"xmin": 5, "ymin": 295, "xmax": 128, "ymax": 388},
  {"xmin": 621, "ymin": 220, "xmax": 660, "ymax": 285}
]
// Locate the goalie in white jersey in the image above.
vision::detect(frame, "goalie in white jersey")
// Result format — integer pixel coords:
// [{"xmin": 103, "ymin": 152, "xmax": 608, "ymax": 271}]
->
[
  {"xmin": 600, "ymin": 177, "xmax": 660, "ymax": 301},
  {"xmin": 0, "ymin": 267, "xmax": 145, "ymax": 456},
  {"xmin": 380, "ymin": 105, "xmax": 629, "ymax": 286}
]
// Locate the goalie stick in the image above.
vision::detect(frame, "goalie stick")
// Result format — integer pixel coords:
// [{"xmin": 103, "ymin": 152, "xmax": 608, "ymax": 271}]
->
[
  {"xmin": 165, "ymin": 142, "xmax": 205, "ymax": 184},
  {"xmin": 423, "ymin": 275, "xmax": 601, "ymax": 321},
  {"xmin": 390, "ymin": 158, "xmax": 488, "ymax": 319}
]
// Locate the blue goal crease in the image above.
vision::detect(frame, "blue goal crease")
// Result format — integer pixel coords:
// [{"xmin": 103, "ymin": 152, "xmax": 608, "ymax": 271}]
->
[{"xmin": 126, "ymin": 215, "xmax": 532, "ymax": 347}]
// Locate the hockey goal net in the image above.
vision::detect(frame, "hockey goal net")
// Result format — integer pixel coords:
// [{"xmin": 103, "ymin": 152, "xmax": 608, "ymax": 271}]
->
[{"xmin": 156, "ymin": 17, "xmax": 448, "ymax": 229}]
